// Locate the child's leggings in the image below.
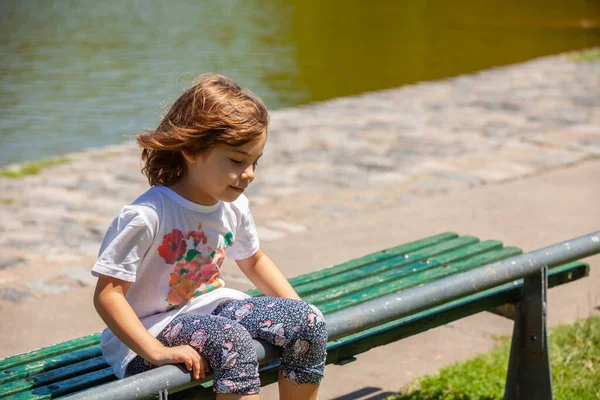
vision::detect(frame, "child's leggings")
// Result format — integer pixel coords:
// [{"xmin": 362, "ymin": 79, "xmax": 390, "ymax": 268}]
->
[{"xmin": 125, "ymin": 297, "xmax": 328, "ymax": 395}]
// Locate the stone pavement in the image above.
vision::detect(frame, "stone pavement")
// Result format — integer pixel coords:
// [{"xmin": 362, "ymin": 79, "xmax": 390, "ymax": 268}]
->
[{"xmin": 0, "ymin": 51, "xmax": 599, "ymax": 398}]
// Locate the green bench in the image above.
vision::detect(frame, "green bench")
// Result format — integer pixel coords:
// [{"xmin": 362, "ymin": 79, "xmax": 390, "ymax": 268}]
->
[{"xmin": 0, "ymin": 232, "xmax": 596, "ymax": 399}]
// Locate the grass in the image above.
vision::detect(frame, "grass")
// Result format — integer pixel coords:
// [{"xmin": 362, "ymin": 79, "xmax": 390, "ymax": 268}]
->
[
  {"xmin": 568, "ymin": 48, "xmax": 600, "ymax": 62},
  {"xmin": 389, "ymin": 316, "xmax": 600, "ymax": 400},
  {"xmin": 0, "ymin": 157, "xmax": 69, "ymax": 179}
]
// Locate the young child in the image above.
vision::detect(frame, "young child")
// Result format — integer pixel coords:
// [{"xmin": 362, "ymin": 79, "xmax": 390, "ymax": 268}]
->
[{"xmin": 92, "ymin": 74, "xmax": 327, "ymax": 400}]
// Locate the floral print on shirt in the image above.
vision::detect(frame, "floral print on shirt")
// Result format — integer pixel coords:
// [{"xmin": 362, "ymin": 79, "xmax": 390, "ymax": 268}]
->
[{"xmin": 158, "ymin": 227, "xmax": 234, "ymax": 310}]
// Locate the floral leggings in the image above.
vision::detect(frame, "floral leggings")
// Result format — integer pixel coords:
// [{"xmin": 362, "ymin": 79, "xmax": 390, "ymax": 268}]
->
[{"xmin": 125, "ymin": 297, "xmax": 328, "ymax": 395}]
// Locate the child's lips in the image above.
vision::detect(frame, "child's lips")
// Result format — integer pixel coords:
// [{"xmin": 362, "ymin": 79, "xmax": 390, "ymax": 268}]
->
[{"xmin": 230, "ymin": 186, "xmax": 245, "ymax": 193}]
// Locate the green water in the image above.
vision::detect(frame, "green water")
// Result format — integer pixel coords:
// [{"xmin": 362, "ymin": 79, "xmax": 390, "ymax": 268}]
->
[{"xmin": 1, "ymin": 0, "xmax": 598, "ymax": 166}]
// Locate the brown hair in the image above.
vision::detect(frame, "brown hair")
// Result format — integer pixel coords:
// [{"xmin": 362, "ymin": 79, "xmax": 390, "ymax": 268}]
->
[{"xmin": 137, "ymin": 73, "xmax": 269, "ymax": 186}]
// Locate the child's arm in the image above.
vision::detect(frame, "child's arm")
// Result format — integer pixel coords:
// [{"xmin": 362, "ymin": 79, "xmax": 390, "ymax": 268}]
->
[
  {"xmin": 236, "ymin": 248, "xmax": 300, "ymax": 300},
  {"xmin": 93, "ymin": 274, "xmax": 209, "ymax": 379}
]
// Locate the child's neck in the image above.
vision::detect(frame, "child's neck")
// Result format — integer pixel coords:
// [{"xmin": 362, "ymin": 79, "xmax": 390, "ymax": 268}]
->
[{"xmin": 168, "ymin": 178, "xmax": 219, "ymax": 207}]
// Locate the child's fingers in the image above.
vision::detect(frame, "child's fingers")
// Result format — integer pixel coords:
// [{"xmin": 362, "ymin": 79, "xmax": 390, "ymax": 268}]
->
[
  {"xmin": 182, "ymin": 346, "xmax": 203, "ymax": 380},
  {"xmin": 172, "ymin": 347, "xmax": 193, "ymax": 374},
  {"xmin": 167, "ymin": 346, "xmax": 206, "ymax": 379},
  {"xmin": 191, "ymin": 352, "xmax": 202, "ymax": 379},
  {"xmin": 181, "ymin": 351, "xmax": 193, "ymax": 373}
]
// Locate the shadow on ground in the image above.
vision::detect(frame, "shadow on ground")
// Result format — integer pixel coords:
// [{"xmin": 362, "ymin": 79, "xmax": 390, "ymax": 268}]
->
[{"xmin": 330, "ymin": 386, "xmax": 397, "ymax": 400}]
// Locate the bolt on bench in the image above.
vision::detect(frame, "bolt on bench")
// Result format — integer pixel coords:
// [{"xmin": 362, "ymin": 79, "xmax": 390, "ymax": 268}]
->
[{"xmin": 1, "ymin": 231, "xmax": 598, "ymax": 400}]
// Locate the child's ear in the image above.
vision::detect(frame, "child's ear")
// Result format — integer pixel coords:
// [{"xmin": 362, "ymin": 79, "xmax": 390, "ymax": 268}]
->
[{"xmin": 181, "ymin": 151, "xmax": 198, "ymax": 164}]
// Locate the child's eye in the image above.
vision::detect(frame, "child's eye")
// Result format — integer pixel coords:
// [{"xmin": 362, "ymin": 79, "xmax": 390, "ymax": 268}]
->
[{"xmin": 230, "ymin": 159, "xmax": 243, "ymax": 164}]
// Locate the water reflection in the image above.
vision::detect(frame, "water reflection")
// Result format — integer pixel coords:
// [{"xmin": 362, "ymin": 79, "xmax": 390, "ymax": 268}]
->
[
  {"xmin": 0, "ymin": 0, "xmax": 598, "ymax": 166},
  {"xmin": 291, "ymin": 0, "xmax": 600, "ymax": 102}
]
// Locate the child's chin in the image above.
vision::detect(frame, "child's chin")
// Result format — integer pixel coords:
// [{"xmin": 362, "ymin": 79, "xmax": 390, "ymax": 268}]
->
[{"xmin": 221, "ymin": 192, "xmax": 242, "ymax": 202}]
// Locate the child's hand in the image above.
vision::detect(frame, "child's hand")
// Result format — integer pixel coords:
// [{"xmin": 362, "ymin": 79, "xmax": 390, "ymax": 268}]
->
[{"xmin": 153, "ymin": 345, "xmax": 210, "ymax": 380}]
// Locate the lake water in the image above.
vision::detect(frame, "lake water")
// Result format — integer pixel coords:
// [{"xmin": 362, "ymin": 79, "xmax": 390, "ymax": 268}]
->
[{"xmin": 1, "ymin": 0, "xmax": 599, "ymax": 166}]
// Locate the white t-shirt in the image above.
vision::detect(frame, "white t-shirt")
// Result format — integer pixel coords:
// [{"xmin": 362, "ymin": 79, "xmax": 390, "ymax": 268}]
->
[{"xmin": 91, "ymin": 185, "xmax": 259, "ymax": 378}]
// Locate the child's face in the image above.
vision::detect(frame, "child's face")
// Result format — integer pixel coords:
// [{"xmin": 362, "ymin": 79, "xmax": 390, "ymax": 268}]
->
[{"xmin": 183, "ymin": 130, "xmax": 267, "ymax": 205}]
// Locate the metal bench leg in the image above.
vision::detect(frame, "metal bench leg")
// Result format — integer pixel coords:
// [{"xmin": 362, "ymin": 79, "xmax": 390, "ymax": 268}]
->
[{"xmin": 504, "ymin": 265, "xmax": 553, "ymax": 400}]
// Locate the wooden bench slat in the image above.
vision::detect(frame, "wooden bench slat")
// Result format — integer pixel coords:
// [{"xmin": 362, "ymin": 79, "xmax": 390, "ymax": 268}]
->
[
  {"xmin": 0, "ymin": 356, "xmax": 107, "ymax": 398},
  {"xmin": 296, "ymin": 239, "xmax": 501, "ymax": 297},
  {"xmin": 249, "ymin": 232, "xmax": 459, "ymax": 293},
  {"xmin": 303, "ymin": 240, "xmax": 504, "ymax": 304},
  {"xmin": 390, "ymin": 235, "xmax": 479, "ymax": 261},
  {"xmin": 5, "ymin": 368, "xmax": 116, "ymax": 400},
  {"xmin": 316, "ymin": 246, "xmax": 523, "ymax": 313},
  {"xmin": 0, "ymin": 346, "xmax": 101, "ymax": 387},
  {"xmin": 426, "ymin": 240, "xmax": 503, "ymax": 265},
  {"xmin": 0, "ymin": 334, "xmax": 101, "ymax": 372},
  {"xmin": 304, "ymin": 244, "xmax": 519, "ymax": 307}
]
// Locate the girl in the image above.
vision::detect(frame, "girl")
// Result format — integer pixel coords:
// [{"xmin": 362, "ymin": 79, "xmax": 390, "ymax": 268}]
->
[{"xmin": 92, "ymin": 74, "xmax": 327, "ymax": 400}]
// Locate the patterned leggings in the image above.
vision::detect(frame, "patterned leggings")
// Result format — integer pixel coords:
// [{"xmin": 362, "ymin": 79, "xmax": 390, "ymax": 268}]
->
[{"xmin": 125, "ymin": 297, "xmax": 328, "ymax": 395}]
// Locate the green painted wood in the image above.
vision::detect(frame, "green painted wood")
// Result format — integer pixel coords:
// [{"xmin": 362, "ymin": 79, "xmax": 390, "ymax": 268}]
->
[
  {"xmin": 315, "ymin": 246, "xmax": 523, "ymax": 314},
  {"xmin": 246, "ymin": 232, "xmax": 459, "ymax": 296},
  {"xmin": 0, "ymin": 346, "xmax": 101, "ymax": 387},
  {"xmin": 0, "ymin": 334, "xmax": 101, "ymax": 372},
  {"xmin": 296, "ymin": 239, "xmax": 500, "ymax": 297},
  {"xmin": 544, "ymin": 261, "xmax": 590, "ymax": 285},
  {"xmin": 6, "ymin": 367, "xmax": 116, "ymax": 400},
  {"xmin": 305, "ymin": 245, "xmax": 520, "ymax": 307},
  {"xmin": 0, "ymin": 356, "xmax": 108, "ymax": 398},
  {"xmin": 325, "ymin": 261, "xmax": 589, "ymax": 365}
]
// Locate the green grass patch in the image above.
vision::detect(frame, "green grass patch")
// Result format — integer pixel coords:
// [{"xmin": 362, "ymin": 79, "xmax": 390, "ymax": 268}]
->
[
  {"xmin": 0, "ymin": 157, "xmax": 69, "ymax": 179},
  {"xmin": 568, "ymin": 48, "xmax": 600, "ymax": 62},
  {"xmin": 389, "ymin": 316, "xmax": 600, "ymax": 400}
]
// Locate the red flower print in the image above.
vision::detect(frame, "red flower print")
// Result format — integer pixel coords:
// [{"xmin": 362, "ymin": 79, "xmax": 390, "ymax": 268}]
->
[
  {"xmin": 186, "ymin": 230, "xmax": 208, "ymax": 245},
  {"xmin": 158, "ymin": 229, "xmax": 187, "ymax": 264}
]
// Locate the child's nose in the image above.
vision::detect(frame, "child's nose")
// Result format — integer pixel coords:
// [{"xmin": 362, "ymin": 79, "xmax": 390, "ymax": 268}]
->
[{"xmin": 242, "ymin": 164, "xmax": 255, "ymax": 182}]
